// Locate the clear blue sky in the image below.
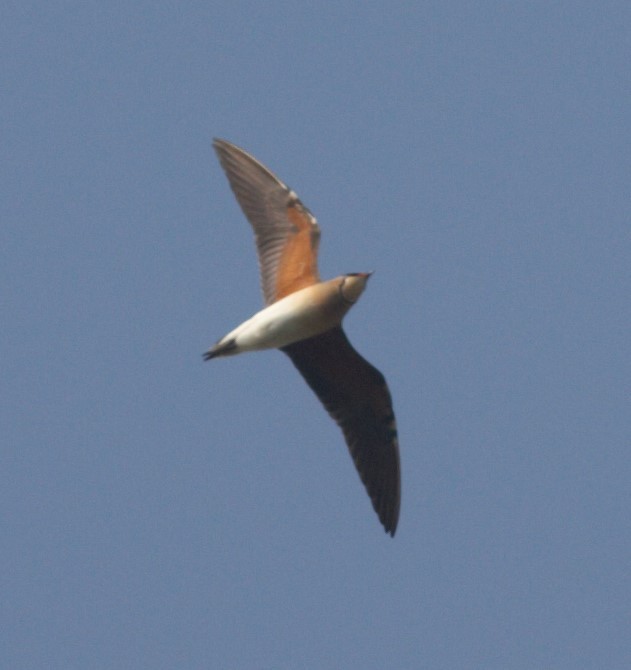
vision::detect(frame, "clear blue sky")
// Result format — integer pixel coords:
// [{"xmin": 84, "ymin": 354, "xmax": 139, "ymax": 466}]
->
[{"xmin": 2, "ymin": 2, "xmax": 629, "ymax": 668}]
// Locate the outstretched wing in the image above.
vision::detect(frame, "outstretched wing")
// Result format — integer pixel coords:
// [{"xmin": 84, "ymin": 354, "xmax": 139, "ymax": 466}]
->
[
  {"xmin": 282, "ymin": 327, "xmax": 401, "ymax": 536},
  {"xmin": 213, "ymin": 139, "xmax": 321, "ymax": 305}
]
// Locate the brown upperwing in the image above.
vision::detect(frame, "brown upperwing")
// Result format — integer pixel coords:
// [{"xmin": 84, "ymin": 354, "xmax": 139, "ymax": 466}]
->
[
  {"xmin": 213, "ymin": 139, "xmax": 320, "ymax": 305},
  {"xmin": 273, "ymin": 199, "xmax": 321, "ymax": 301},
  {"xmin": 282, "ymin": 327, "xmax": 401, "ymax": 536}
]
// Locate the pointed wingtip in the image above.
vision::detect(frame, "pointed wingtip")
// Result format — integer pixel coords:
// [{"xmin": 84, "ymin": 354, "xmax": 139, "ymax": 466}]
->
[
  {"xmin": 212, "ymin": 137, "xmax": 230, "ymax": 158},
  {"xmin": 383, "ymin": 496, "xmax": 400, "ymax": 538},
  {"xmin": 381, "ymin": 511, "xmax": 398, "ymax": 537},
  {"xmin": 212, "ymin": 138, "xmax": 238, "ymax": 160}
]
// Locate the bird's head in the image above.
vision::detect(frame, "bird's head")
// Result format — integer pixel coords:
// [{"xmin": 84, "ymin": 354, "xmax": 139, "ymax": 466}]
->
[{"xmin": 339, "ymin": 272, "xmax": 373, "ymax": 304}]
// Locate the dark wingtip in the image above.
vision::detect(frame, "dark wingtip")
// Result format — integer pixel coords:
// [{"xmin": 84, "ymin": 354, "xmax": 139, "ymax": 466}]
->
[
  {"xmin": 202, "ymin": 350, "xmax": 215, "ymax": 361},
  {"xmin": 377, "ymin": 488, "xmax": 400, "ymax": 538},
  {"xmin": 383, "ymin": 518, "xmax": 397, "ymax": 538}
]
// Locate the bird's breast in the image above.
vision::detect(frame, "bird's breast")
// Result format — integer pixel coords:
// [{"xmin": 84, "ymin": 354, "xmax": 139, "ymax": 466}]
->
[{"xmin": 230, "ymin": 281, "xmax": 350, "ymax": 352}]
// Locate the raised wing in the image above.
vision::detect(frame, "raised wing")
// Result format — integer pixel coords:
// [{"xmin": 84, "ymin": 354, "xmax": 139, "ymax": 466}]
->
[
  {"xmin": 213, "ymin": 139, "xmax": 321, "ymax": 305},
  {"xmin": 282, "ymin": 327, "xmax": 401, "ymax": 536}
]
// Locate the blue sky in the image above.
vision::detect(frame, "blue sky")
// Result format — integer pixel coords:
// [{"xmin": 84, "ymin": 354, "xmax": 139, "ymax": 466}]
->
[{"xmin": 2, "ymin": 2, "xmax": 629, "ymax": 668}]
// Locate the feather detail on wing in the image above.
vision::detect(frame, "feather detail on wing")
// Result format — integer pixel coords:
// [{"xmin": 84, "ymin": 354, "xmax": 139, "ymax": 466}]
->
[
  {"xmin": 282, "ymin": 327, "xmax": 401, "ymax": 536},
  {"xmin": 213, "ymin": 139, "xmax": 321, "ymax": 305}
]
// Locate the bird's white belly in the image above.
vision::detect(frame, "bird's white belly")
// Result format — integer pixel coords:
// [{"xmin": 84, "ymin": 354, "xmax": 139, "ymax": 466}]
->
[{"xmin": 219, "ymin": 288, "xmax": 336, "ymax": 353}]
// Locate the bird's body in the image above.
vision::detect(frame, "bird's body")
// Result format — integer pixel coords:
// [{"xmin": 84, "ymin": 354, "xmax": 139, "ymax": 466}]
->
[
  {"xmin": 205, "ymin": 275, "xmax": 369, "ymax": 358},
  {"xmin": 205, "ymin": 139, "xmax": 401, "ymax": 536}
]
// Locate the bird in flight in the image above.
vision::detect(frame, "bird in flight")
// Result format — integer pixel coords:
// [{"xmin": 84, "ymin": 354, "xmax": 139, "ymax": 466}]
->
[{"xmin": 205, "ymin": 139, "xmax": 401, "ymax": 536}]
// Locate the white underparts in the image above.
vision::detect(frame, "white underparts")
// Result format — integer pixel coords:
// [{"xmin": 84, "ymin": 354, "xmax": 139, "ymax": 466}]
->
[{"xmin": 208, "ymin": 278, "xmax": 366, "ymax": 357}]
